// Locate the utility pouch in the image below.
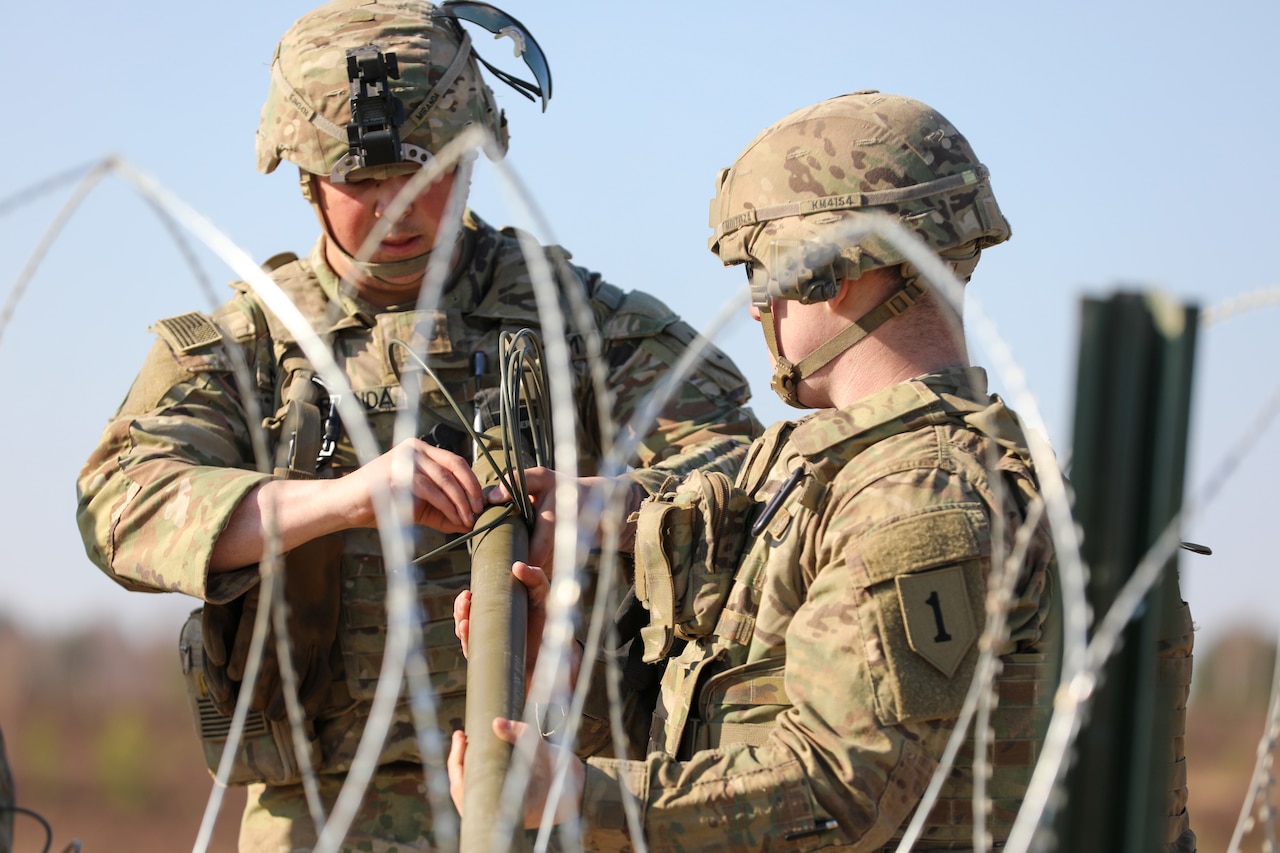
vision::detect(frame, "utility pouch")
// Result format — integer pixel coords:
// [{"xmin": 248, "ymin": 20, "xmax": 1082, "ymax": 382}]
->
[
  {"xmin": 633, "ymin": 470, "xmax": 755, "ymax": 662},
  {"xmin": 179, "ymin": 609, "xmax": 321, "ymax": 786}
]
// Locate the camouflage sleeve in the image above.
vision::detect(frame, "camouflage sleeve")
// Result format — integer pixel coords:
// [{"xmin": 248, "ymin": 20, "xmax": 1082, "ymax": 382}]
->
[
  {"xmin": 595, "ymin": 286, "xmax": 764, "ymax": 497},
  {"xmin": 75, "ymin": 326, "xmax": 270, "ymax": 603},
  {"xmin": 580, "ymin": 578, "xmax": 949, "ymax": 850},
  {"xmin": 580, "ymin": 469, "xmax": 1006, "ymax": 851}
]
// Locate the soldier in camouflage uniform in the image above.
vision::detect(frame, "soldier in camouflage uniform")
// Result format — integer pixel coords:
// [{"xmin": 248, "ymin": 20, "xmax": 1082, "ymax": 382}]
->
[
  {"xmin": 451, "ymin": 91, "xmax": 1065, "ymax": 851},
  {"xmin": 75, "ymin": 1, "xmax": 761, "ymax": 850}
]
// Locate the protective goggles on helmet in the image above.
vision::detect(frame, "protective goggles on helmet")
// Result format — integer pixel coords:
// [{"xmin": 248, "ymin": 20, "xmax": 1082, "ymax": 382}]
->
[
  {"xmin": 433, "ymin": 0, "xmax": 553, "ymax": 112},
  {"xmin": 744, "ymin": 239, "xmax": 844, "ymax": 306}
]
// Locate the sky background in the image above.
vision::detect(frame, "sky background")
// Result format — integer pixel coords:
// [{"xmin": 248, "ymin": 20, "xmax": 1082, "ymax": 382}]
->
[{"xmin": 1, "ymin": 0, "xmax": 1277, "ymax": 652}]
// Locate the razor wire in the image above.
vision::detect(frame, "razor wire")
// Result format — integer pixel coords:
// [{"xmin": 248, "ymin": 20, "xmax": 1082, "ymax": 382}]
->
[
  {"xmin": 113, "ymin": 158, "xmax": 422, "ymax": 853},
  {"xmin": 1202, "ymin": 288, "xmax": 1280, "ymax": 851},
  {"xmin": 0, "ymin": 154, "xmax": 314, "ymax": 850},
  {"xmin": 4, "ymin": 151, "xmax": 1280, "ymax": 853},
  {"xmin": 1228, "ymin": 627, "xmax": 1280, "ymax": 852},
  {"xmin": 0, "ymin": 152, "xmax": 472, "ymax": 851}
]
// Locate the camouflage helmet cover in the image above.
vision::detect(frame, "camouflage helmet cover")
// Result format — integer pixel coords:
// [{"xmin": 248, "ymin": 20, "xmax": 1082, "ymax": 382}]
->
[
  {"xmin": 256, "ymin": 0, "xmax": 509, "ymax": 178},
  {"xmin": 709, "ymin": 90, "xmax": 1011, "ymax": 298}
]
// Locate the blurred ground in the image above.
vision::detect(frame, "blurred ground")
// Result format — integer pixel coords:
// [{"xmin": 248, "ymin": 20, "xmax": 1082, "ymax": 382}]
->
[
  {"xmin": 0, "ymin": 614, "xmax": 1276, "ymax": 852},
  {"xmin": 0, "ymin": 617, "xmax": 242, "ymax": 852}
]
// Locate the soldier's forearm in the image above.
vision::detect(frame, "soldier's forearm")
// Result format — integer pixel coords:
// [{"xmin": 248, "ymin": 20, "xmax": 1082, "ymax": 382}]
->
[{"xmin": 210, "ymin": 477, "xmax": 361, "ymax": 572}]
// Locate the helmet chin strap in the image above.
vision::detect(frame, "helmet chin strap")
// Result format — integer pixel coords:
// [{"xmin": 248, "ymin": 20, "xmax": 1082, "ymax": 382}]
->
[{"xmin": 761, "ymin": 278, "xmax": 925, "ymax": 408}]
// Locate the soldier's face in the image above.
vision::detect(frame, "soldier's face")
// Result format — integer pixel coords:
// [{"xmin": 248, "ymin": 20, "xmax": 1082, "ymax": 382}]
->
[{"xmin": 314, "ymin": 168, "xmax": 460, "ymax": 283}]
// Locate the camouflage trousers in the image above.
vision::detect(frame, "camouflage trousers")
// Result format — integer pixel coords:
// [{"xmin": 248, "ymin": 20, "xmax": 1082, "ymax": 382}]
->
[
  {"xmin": 240, "ymin": 762, "xmax": 447, "ymax": 853},
  {"xmin": 239, "ymin": 763, "xmax": 557, "ymax": 853}
]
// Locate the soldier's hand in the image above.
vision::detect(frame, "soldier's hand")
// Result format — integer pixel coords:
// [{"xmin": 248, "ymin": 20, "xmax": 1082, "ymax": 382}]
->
[
  {"xmin": 487, "ymin": 469, "xmax": 643, "ymax": 570},
  {"xmin": 446, "ymin": 720, "xmax": 583, "ymax": 829},
  {"xmin": 454, "ymin": 560, "xmax": 578, "ymax": 691},
  {"xmin": 200, "ymin": 584, "xmax": 284, "ymax": 718},
  {"xmin": 485, "ymin": 467, "xmax": 582, "ymax": 569},
  {"xmin": 341, "ymin": 437, "xmax": 483, "ymax": 533}
]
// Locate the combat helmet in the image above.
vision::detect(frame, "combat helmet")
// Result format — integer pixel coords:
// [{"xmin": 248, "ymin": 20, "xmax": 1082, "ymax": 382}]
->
[
  {"xmin": 257, "ymin": 0, "xmax": 551, "ymax": 279},
  {"xmin": 709, "ymin": 90, "xmax": 1011, "ymax": 407}
]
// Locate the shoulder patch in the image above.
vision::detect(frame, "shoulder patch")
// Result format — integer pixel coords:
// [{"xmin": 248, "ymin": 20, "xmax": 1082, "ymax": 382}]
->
[
  {"xmin": 896, "ymin": 566, "xmax": 976, "ymax": 677},
  {"xmin": 151, "ymin": 312, "xmax": 223, "ymax": 354},
  {"xmin": 850, "ymin": 505, "xmax": 989, "ymax": 722}
]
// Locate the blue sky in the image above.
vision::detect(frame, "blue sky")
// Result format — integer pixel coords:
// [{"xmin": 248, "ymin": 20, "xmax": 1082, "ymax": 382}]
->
[{"xmin": 1, "ymin": 0, "xmax": 1277, "ymax": 648}]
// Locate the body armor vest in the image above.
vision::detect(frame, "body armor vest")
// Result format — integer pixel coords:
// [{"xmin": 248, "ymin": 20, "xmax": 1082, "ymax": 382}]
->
[
  {"xmin": 184, "ymin": 222, "xmax": 677, "ymax": 782},
  {"xmin": 642, "ymin": 386, "xmax": 1058, "ymax": 850}
]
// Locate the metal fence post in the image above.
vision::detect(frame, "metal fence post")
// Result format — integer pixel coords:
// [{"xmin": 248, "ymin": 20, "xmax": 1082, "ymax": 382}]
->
[{"xmin": 1055, "ymin": 290, "xmax": 1198, "ymax": 851}]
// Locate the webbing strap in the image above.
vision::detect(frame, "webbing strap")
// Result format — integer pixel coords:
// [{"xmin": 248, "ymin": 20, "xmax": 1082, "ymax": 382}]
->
[
  {"xmin": 716, "ymin": 167, "xmax": 989, "ymax": 243},
  {"xmin": 767, "ymin": 281, "xmax": 924, "ymax": 406},
  {"xmin": 792, "ymin": 281, "xmax": 924, "ymax": 379},
  {"xmin": 270, "ymin": 31, "xmax": 473, "ymax": 146},
  {"xmin": 272, "ymin": 53, "xmax": 347, "ymax": 143},
  {"xmin": 272, "ymin": 356, "xmax": 325, "ymax": 480},
  {"xmin": 693, "ymin": 720, "xmax": 774, "ymax": 751},
  {"xmin": 402, "ymin": 32, "xmax": 472, "ymax": 136},
  {"xmin": 713, "ymin": 609, "xmax": 755, "ymax": 647}
]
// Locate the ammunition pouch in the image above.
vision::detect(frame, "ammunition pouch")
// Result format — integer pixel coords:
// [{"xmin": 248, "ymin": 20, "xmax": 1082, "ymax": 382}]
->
[
  {"xmin": 179, "ymin": 610, "xmax": 321, "ymax": 786},
  {"xmin": 633, "ymin": 470, "xmax": 755, "ymax": 662}
]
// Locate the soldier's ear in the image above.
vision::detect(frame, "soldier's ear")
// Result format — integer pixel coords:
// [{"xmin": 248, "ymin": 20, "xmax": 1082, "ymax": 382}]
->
[{"xmin": 827, "ymin": 275, "xmax": 857, "ymax": 311}]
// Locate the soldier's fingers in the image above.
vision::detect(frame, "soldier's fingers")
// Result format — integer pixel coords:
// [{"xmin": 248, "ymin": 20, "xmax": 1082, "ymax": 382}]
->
[
  {"xmin": 491, "ymin": 717, "xmax": 529, "ymax": 746},
  {"xmin": 509, "ymin": 561, "xmax": 550, "ymax": 609},
  {"xmin": 511, "ymin": 561, "xmax": 548, "ymax": 684},
  {"xmin": 446, "ymin": 729, "xmax": 468, "ymax": 814},
  {"xmin": 202, "ymin": 611, "xmax": 230, "ymax": 667},
  {"xmin": 528, "ymin": 516, "xmax": 555, "ymax": 571},
  {"xmin": 420, "ymin": 443, "xmax": 484, "ymax": 512},
  {"xmin": 453, "ymin": 589, "xmax": 472, "ymax": 629},
  {"xmin": 250, "ymin": 650, "xmax": 281, "ymax": 714},
  {"xmin": 453, "ymin": 590, "xmax": 472, "ymax": 658},
  {"xmin": 413, "ymin": 456, "xmax": 481, "ymax": 526},
  {"xmin": 519, "ymin": 467, "xmax": 556, "ymax": 501},
  {"xmin": 385, "ymin": 440, "xmax": 468, "ymax": 521},
  {"xmin": 227, "ymin": 597, "xmax": 261, "ymax": 682}
]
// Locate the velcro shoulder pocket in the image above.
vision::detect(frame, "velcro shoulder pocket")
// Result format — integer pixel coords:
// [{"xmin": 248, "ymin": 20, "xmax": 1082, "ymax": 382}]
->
[{"xmin": 852, "ymin": 505, "xmax": 989, "ymax": 724}]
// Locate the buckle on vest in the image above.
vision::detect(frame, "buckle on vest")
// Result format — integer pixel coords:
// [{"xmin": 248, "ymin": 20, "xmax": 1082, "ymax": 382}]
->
[{"xmin": 313, "ymin": 376, "xmax": 341, "ymax": 468}]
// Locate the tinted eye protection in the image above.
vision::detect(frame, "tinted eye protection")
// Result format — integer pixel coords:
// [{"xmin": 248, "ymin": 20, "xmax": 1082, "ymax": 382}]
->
[{"xmin": 434, "ymin": 1, "xmax": 552, "ymax": 112}]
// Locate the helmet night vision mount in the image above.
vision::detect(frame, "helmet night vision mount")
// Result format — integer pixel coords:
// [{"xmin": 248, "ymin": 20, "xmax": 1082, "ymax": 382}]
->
[
  {"xmin": 345, "ymin": 46, "xmax": 407, "ymax": 170},
  {"xmin": 337, "ymin": 1, "xmax": 553, "ymax": 177}
]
